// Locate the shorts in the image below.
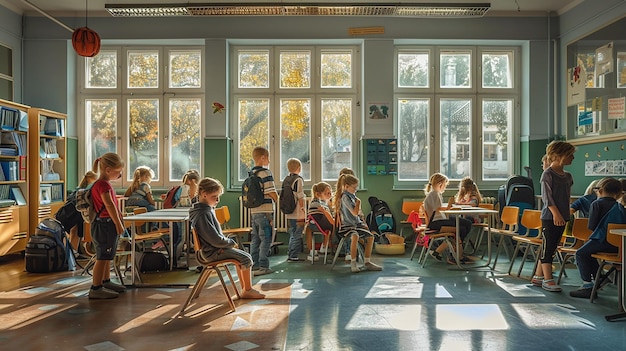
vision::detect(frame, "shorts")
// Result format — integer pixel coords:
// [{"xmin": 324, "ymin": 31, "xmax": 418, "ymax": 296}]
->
[{"xmin": 92, "ymin": 217, "xmax": 119, "ymax": 260}]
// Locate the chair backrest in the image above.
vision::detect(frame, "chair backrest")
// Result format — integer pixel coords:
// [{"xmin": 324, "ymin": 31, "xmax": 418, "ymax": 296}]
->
[
  {"xmin": 191, "ymin": 228, "xmax": 202, "ymax": 252},
  {"xmin": 401, "ymin": 200, "xmax": 422, "ymax": 216},
  {"xmin": 571, "ymin": 217, "xmax": 592, "ymax": 241},
  {"xmin": 500, "ymin": 206, "xmax": 520, "ymax": 230},
  {"xmin": 478, "ymin": 203, "xmax": 495, "ymax": 210},
  {"xmin": 606, "ymin": 223, "xmax": 626, "ymax": 254},
  {"xmin": 132, "ymin": 207, "xmax": 149, "ymax": 230},
  {"xmin": 307, "ymin": 213, "xmax": 333, "ymax": 235},
  {"xmin": 215, "ymin": 207, "xmax": 227, "ymax": 226},
  {"xmin": 520, "ymin": 209, "xmax": 542, "ymax": 234}
]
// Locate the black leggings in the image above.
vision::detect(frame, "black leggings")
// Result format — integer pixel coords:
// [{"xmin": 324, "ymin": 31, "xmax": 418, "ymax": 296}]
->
[
  {"xmin": 540, "ymin": 219, "xmax": 564, "ymax": 264},
  {"xmin": 428, "ymin": 216, "xmax": 472, "ymax": 240}
]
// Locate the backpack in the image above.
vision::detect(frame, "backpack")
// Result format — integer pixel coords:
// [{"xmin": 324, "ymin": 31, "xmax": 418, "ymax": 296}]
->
[
  {"xmin": 55, "ymin": 190, "xmax": 83, "ymax": 231},
  {"xmin": 241, "ymin": 168, "xmax": 265, "ymax": 208},
  {"xmin": 75, "ymin": 186, "xmax": 103, "ymax": 223},
  {"xmin": 366, "ymin": 196, "xmax": 397, "ymax": 240},
  {"xmin": 163, "ymin": 185, "xmax": 182, "ymax": 209},
  {"xmin": 135, "ymin": 251, "xmax": 169, "ymax": 273},
  {"xmin": 25, "ymin": 218, "xmax": 75, "ymax": 272},
  {"xmin": 279, "ymin": 174, "xmax": 301, "ymax": 214}
]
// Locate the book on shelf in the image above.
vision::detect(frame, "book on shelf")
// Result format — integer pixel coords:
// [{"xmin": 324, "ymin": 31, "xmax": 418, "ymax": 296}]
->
[
  {"xmin": 9, "ymin": 186, "xmax": 26, "ymax": 205},
  {"xmin": 18, "ymin": 155, "xmax": 26, "ymax": 180},
  {"xmin": 44, "ymin": 118, "xmax": 64, "ymax": 137},
  {"xmin": 39, "ymin": 184, "xmax": 52, "ymax": 204},
  {"xmin": 40, "ymin": 139, "xmax": 59, "ymax": 159},
  {"xmin": 0, "ymin": 106, "xmax": 20, "ymax": 131},
  {"xmin": 0, "ymin": 131, "xmax": 24, "ymax": 155},
  {"xmin": 0, "ymin": 161, "xmax": 19, "ymax": 181}
]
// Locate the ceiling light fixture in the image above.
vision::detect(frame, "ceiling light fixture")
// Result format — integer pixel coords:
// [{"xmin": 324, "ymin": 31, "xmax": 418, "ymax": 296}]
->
[{"xmin": 105, "ymin": 3, "xmax": 491, "ymax": 18}]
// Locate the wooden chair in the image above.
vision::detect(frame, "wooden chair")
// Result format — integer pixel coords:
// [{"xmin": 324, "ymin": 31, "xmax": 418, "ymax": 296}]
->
[
  {"xmin": 215, "ymin": 206, "xmax": 251, "ymax": 249},
  {"xmin": 414, "ymin": 208, "xmax": 457, "ymax": 268},
  {"xmin": 80, "ymin": 222, "xmax": 133, "ymax": 285},
  {"xmin": 590, "ymin": 223, "xmax": 626, "ymax": 306},
  {"xmin": 508, "ymin": 209, "xmax": 543, "ymax": 278},
  {"xmin": 306, "ymin": 210, "xmax": 334, "ymax": 265},
  {"xmin": 556, "ymin": 218, "xmax": 592, "ymax": 284},
  {"xmin": 131, "ymin": 207, "xmax": 170, "ymax": 253},
  {"xmin": 399, "ymin": 200, "xmax": 423, "ymax": 238},
  {"xmin": 489, "ymin": 206, "xmax": 520, "ymax": 269},
  {"xmin": 178, "ymin": 228, "xmax": 242, "ymax": 316}
]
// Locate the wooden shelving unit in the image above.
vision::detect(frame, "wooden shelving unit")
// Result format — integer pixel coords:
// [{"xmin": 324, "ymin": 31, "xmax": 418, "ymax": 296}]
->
[
  {"xmin": 0, "ymin": 99, "xmax": 30, "ymax": 256},
  {"xmin": 28, "ymin": 108, "xmax": 66, "ymax": 236}
]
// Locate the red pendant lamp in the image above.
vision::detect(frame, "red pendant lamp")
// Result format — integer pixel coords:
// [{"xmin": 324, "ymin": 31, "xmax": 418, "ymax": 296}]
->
[{"xmin": 72, "ymin": 0, "xmax": 101, "ymax": 57}]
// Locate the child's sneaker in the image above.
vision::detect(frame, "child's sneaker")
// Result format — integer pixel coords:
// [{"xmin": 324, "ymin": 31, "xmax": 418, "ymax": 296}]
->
[
  {"xmin": 306, "ymin": 254, "xmax": 319, "ymax": 262},
  {"xmin": 531, "ymin": 275, "xmax": 544, "ymax": 287},
  {"xmin": 319, "ymin": 244, "xmax": 328, "ymax": 254},
  {"xmin": 364, "ymin": 262, "xmax": 383, "ymax": 271},
  {"xmin": 287, "ymin": 257, "xmax": 300, "ymax": 262},
  {"xmin": 344, "ymin": 254, "xmax": 352, "ymax": 262},
  {"xmin": 253, "ymin": 267, "xmax": 273, "ymax": 276},
  {"xmin": 541, "ymin": 279, "xmax": 562, "ymax": 292},
  {"xmin": 88, "ymin": 287, "xmax": 119, "ymax": 299},
  {"xmin": 428, "ymin": 250, "xmax": 443, "ymax": 262},
  {"xmin": 103, "ymin": 280, "xmax": 126, "ymax": 293}
]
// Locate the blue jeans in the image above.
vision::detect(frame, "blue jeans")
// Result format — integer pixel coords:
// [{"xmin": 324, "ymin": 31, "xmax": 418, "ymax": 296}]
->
[
  {"xmin": 287, "ymin": 219, "xmax": 304, "ymax": 259},
  {"xmin": 575, "ymin": 238, "xmax": 618, "ymax": 282},
  {"xmin": 250, "ymin": 213, "xmax": 273, "ymax": 269}
]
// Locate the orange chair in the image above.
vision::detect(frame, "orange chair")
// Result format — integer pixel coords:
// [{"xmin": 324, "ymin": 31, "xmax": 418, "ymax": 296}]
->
[
  {"xmin": 590, "ymin": 223, "xmax": 626, "ymax": 306},
  {"xmin": 556, "ymin": 218, "xmax": 592, "ymax": 284},
  {"xmin": 215, "ymin": 206, "xmax": 251, "ymax": 249},
  {"xmin": 399, "ymin": 200, "xmax": 423, "ymax": 238},
  {"xmin": 489, "ymin": 206, "xmax": 520, "ymax": 268},
  {"xmin": 465, "ymin": 203, "xmax": 495, "ymax": 255},
  {"xmin": 508, "ymin": 209, "xmax": 543, "ymax": 278},
  {"xmin": 132, "ymin": 207, "xmax": 170, "ymax": 253},
  {"xmin": 414, "ymin": 207, "xmax": 457, "ymax": 268}
]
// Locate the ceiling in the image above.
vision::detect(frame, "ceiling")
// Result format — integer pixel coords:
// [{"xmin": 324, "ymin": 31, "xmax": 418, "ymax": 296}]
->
[{"xmin": 0, "ymin": 0, "xmax": 583, "ymax": 17}]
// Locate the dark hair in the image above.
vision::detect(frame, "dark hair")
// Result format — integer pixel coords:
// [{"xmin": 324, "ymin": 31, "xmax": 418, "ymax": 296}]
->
[{"xmin": 596, "ymin": 177, "xmax": 622, "ymax": 197}]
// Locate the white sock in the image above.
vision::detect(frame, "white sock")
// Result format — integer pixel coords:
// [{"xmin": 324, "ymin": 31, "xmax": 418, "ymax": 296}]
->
[{"xmin": 364, "ymin": 257, "xmax": 371, "ymax": 264}]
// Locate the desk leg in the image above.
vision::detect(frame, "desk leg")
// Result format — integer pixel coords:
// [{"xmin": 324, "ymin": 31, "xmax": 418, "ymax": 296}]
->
[
  {"xmin": 605, "ymin": 236, "xmax": 626, "ymax": 322},
  {"xmin": 169, "ymin": 221, "xmax": 174, "ymax": 271},
  {"xmin": 455, "ymin": 216, "xmax": 463, "ymax": 270}
]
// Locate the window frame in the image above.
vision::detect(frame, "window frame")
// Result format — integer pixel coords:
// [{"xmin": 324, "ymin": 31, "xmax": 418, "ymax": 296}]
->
[
  {"xmin": 230, "ymin": 45, "xmax": 360, "ymax": 187},
  {"xmin": 78, "ymin": 45, "xmax": 204, "ymax": 188},
  {"xmin": 0, "ymin": 42, "xmax": 14, "ymax": 101}
]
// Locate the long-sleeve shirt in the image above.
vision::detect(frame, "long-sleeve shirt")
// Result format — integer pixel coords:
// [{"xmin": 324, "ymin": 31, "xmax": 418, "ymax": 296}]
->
[{"xmin": 189, "ymin": 202, "xmax": 235, "ymax": 256}]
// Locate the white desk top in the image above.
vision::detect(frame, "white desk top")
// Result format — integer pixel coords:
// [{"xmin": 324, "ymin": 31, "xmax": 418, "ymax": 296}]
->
[{"xmin": 609, "ymin": 229, "xmax": 626, "ymax": 236}]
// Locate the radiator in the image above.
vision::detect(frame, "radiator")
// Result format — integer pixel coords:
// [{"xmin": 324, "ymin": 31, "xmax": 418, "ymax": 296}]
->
[{"xmin": 239, "ymin": 197, "xmax": 309, "ymax": 233}]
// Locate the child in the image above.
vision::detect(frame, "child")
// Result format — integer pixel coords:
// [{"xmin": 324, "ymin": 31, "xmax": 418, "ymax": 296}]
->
[
  {"xmin": 333, "ymin": 174, "xmax": 382, "ymax": 273},
  {"xmin": 541, "ymin": 154, "xmax": 550, "ymax": 171},
  {"xmin": 249, "ymin": 147, "xmax": 278, "ymax": 276},
  {"xmin": 88, "ymin": 153, "xmax": 126, "ymax": 299},
  {"xmin": 335, "ymin": 167, "xmax": 357, "ymax": 261},
  {"xmin": 176, "ymin": 169, "xmax": 201, "ymax": 208},
  {"xmin": 570, "ymin": 177, "xmax": 626, "ymax": 298},
  {"xmin": 305, "ymin": 182, "xmax": 334, "ymax": 262},
  {"xmin": 452, "ymin": 176, "xmax": 482, "ymax": 207},
  {"xmin": 124, "ymin": 166, "xmax": 157, "ymax": 212},
  {"xmin": 55, "ymin": 171, "xmax": 97, "ymax": 252},
  {"xmin": 189, "ymin": 177, "xmax": 265, "ymax": 299},
  {"xmin": 284, "ymin": 158, "xmax": 306, "ymax": 262},
  {"xmin": 569, "ymin": 179, "xmax": 600, "ymax": 218},
  {"xmin": 423, "ymin": 173, "xmax": 473, "ymax": 263},
  {"xmin": 531, "ymin": 140, "xmax": 575, "ymax": 292}
]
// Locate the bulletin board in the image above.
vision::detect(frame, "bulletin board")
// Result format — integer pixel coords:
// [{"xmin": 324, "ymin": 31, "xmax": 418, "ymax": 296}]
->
[{"xmin": 366, "ymin": 138, "xmax": 397, "ymax": 175}]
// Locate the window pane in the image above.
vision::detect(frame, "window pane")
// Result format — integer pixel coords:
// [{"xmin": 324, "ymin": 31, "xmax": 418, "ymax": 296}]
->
[
  {"xmin": 169, "ymin": 99, "xmax": 201, "ymax": 181},
  {"xmin": 169, "ymin": 50, "xmax": 201, "ymax": 88},
  {"xmin": 0, "ymin": 44, "xmax": 12, "ymax": 76},
  {"xmin": 128, "ymin": 51, "xmax": 159, "ymax": 88},
  {"xmin": 482, "ymin": 52, "xmax": 512, "ymax": 88},
  {"xmin": 398, "ymin": 99, "xmax": 429, "ymax": 180},
  {"xmin": 482, "ymin": 99, "xmax": 512, "ymax": 180},
  {"xmin": 280, "ymin": 98, "xmax": 311, "ymax": 179},
  {"xmin": 86, "ymin": 50, "xmax": 117, "ymax": 88},
  {"xmin": 86, "ymin": 99, "xmax": 117, "ymax": 164},
  {"xmin": 440, "ymin": 51, "xmax": 471, "ymax": 88},
  {"xmin": 0, "ymin": 78, "xmax": 12, "ymax": 101},
  {"xmin": 398, "ymin": 51, "xmax": 429, "ymax": 88},
  {"xmin": 238, "ymin": 99, "xmax": 270, "ymax": 180},
  {"xmin": 440, "ymin": 99, "xmax": 471, "ymax": 179},
  {"xmin": 238, "ymin": 50, "xmax": 269, "ymax": 88},
  {"xmin": 321, "ymin": 51, "xmax": 352, "ymax": 88},
  {"xmin": 321, "ymin": 99, "xmax": 352, "ymax": 181},
  {"xmin": 127, "ymin": 99, "xmax": 159, "ymax": 180},
  {"xmin": 280, "ymin": 50, "xmax": 310, "ymax": 88}
]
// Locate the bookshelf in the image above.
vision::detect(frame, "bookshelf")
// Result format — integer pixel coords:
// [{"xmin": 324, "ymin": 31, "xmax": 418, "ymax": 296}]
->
[
  {"xmin": 0, "ymin": 98, "xmax": 29, "ymax": 256},
  {"xmin": 28, "ymin": 107, "xmax": 66, "ymax": 237}
]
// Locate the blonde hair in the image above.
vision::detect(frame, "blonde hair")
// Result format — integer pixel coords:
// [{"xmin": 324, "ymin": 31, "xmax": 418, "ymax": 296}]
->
[
  {"xmin": 197, "ymin": 177, "xmax": 224, "ymax": 197},
  {"xmin": 596, "ymin": 177, "xmax": 622, "ymax": 198},
  {"xmin": 124, "ymin": 166, "xmax": 154, "ymax": 197},
  {"xmin": 311, "ymin": 181, "xmax": 331, "ymax": 200},
  {"xmin": 424, "ymin": 173, "xmax": 448, "ymax": 195},
  {"xmin": 333, "ymin": 174, "xmax": 358, "ymax": 213},
  {"xmin": 182, "ymin": 169, "xmax": 200, "ymax": 185},
  {"xmin": 252, "ymin": 146, "xmax": 269, "ymax": 162},
  {"xmin": 584, "ymin": 179, "xmax": 600, "ymax": 196},
  {"xmin": 287, "ymin": 158, "xmax": 302, "ymax": 173},
  {"xmin": 79, "ymin": 171, "xmax": 97, "ymax": 188},
  {"xmin": 546, "ymin": 140, "xmax": 575, "ymax": 162},
  {"xmin": 456, "ymin": 176, "xmax": 482, "ymax": 204},
  {"xmin": 92, "ymin": 152, "xmax": 124, "ymax": 179}
]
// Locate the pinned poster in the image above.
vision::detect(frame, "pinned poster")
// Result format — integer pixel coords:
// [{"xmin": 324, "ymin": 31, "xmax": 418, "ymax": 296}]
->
[
  {"xmin": 595, "ymin": 42, "xmax": 613, "ymax": 76},
  {"xmin": 607, "ymin": 97, "xmax": 625, "ymax": 120},
  {"xmin": 567, "ymin": 65, "xmax": 586, "ymax": 106}
]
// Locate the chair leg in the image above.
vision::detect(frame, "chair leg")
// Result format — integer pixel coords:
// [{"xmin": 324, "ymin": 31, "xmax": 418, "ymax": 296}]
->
[
  {"xmin": 410, "ymin": 241, "xmax": 419, "ymax": 261},
  {"xmin": 310, "ymin": 234, "xmax": 316, "ymax": 265},
  {"xmin": 330, "ymin": 237, "xmax": 346, "ymax": 270},
  {"xmin": 213, "ymin": 267, "xmax": 237, "ymax": 313},
  {"xmin": 178, "ymin": 266, "xmax": 212, "ymax": 316},
  {"xmin": 221, "ymin": 264, "xmax": 241, "ymax": 300},
  {"xmin": 507, "ymin": 241, "xmax": 523, "ymax": 275},
  {"xmin": 590, "ymin": 263, "xmax": 606, "ymax": 304},
  {"xmin": 517, "ymin": 244, "xmax": 532, "ymax": 277},
  {"xmin": 556, "ymin": 253, "xmax": 572, "ymax": 285}
]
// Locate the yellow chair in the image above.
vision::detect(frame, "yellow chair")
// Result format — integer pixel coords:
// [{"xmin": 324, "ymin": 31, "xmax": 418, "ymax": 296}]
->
[
  {"xmin": 178, "ymin": 228, "xmax": 241, "ymax": 316},
  {"xmin": 556, "ymin": 218, "xmax": 592, "ymax": 284},
  {"xmin": 590, "ymin": 223, "xmax": 626, "ymax": 306},
  {"xmin": 215, "ymin": 206, "xmax": 252, "ymax": 249},
  {"xmin": 465, "ymin": 203, "xmax": 495, "ymax": 255},
  {"xmin": 508, "ymin": 209, "xmax": 543, "ymax": 278},
  {"xmin": 132, "ymin": 207, "xmax": 170, "ymax": 253},
  {"xmin": 399, "ymin": 200, "xmax": 423, "ymax": 238},
  {"xmin": 489, "ymin": 206, "xmax": 520, "ymax": 268},
  {"xmin": 79, "ymin": 222, "xmax": 133, "ymax": 285}
]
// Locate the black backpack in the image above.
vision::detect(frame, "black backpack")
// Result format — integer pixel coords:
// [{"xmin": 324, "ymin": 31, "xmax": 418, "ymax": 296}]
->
[
  {"xmin": 366, "ymin": 196, "xmax": 397, "ymax": 237},
  {"xmin": 25, "ymin": 218, "xmax": 74, "ymax": 273},
  {"xmin": 279, "ymin": 174, "xmax": 301, "ymax": 214},
  {"xmin": 242, "ymin": 168, "xmax": 265, "ymax": 208}
]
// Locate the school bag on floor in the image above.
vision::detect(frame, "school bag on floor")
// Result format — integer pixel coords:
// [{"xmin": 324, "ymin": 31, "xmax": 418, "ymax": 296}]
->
[
  {"xmin": 366, "ymin": 196, "xmax": 397, "ymax": 243},
  {"xmin": 25, "ymin": 218, "xmax": 75, "ymax": 273}
]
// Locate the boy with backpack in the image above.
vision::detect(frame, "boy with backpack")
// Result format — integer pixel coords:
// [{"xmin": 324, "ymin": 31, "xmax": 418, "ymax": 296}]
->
[
  {"xmin": 282, "ymin": 158, "xmax": 306, "ymax": 262},
  {"xmin": 247, "ymin": 147, "xmax": 278, "ymax": 276}
]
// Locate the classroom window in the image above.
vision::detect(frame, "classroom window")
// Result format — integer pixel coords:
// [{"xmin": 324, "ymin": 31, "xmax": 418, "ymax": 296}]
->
[
  {"xmin": 79, "ymin": 46, "xmax": 204, "ymax": 188},
  {"xmin": 395, "ymin": 46, "xmax": 518, "ymax": 185},
  {"xmin": 0, "ymin": 43, "xmax": 13, "ymax": 101},
  {"xmin": 232, "ymin": 46, "xmax": 358, "ymax": 184}
]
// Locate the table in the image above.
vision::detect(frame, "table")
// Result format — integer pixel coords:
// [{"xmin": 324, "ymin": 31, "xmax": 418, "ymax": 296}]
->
[
  {"xmin": 440, "ymin": 208, "xmax": 498, "ymax": 270},
  {"xmin": 606, "ymin": 228, "xmax": 626, "ymax": 322},
  {"xmin": 123, "ymin": 208, "xmax": 190, "ymax": 286}
]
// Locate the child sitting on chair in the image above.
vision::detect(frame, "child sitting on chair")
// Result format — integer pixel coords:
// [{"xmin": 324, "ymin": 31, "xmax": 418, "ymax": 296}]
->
[
  {"xmin": 305, "ymin": 182, "xmax": 334, "ymax": 262},
  {"xmin": 189, "ymin": 177, "xmax": 265, "ymax": 299},
  {"xmin": 124, "ymin": 166, "xmax": 157, "ymax": 212},
  {"xmin": 333, "ymin": 174, "xmax": 382, "ymax": 273}
]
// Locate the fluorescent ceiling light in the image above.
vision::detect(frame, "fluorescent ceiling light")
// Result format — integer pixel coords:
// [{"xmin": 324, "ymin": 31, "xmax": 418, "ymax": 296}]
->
[{"xmin": 105, "ymin": 3, "xmax": 491, "ymax": 18}]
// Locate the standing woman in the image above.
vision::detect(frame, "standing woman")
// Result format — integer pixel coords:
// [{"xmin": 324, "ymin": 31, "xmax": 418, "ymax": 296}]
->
[
  {"xmin": 89, "ymin": 153, "xmax": 127, "ymax": 299},
  {"xmin": 531, "ymin": 141, "xmax": 576, "ymax": 292}
]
